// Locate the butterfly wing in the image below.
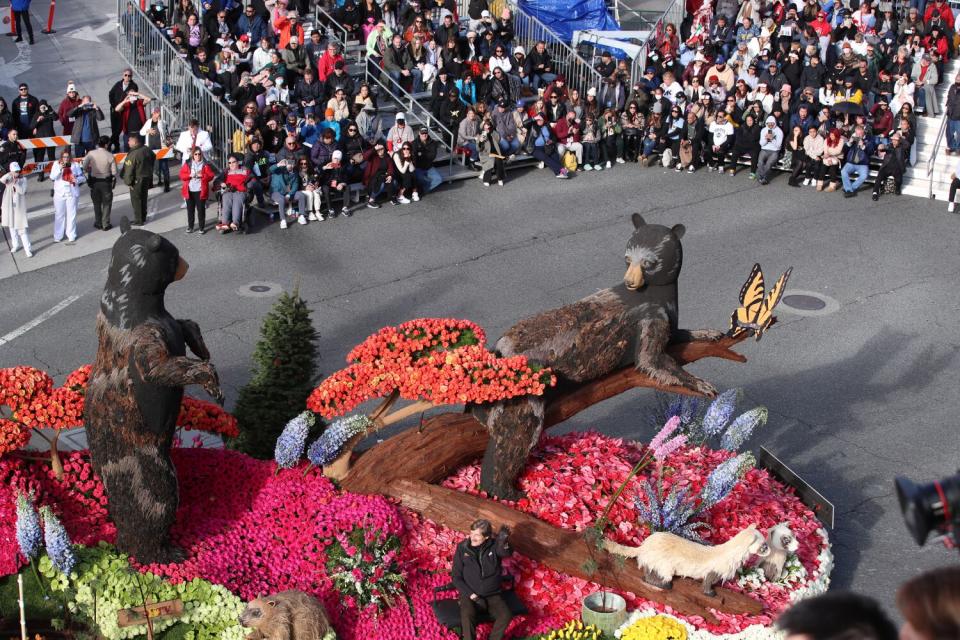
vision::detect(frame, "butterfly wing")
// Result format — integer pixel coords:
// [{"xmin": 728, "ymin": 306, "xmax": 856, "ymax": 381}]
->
[
  {"xmin": 730, "ymin": 264, "xmax": 766, "ymax": 334},
  {"xmin": 752, "ymin": 267, "xmax": 793, "ymax": 340}
]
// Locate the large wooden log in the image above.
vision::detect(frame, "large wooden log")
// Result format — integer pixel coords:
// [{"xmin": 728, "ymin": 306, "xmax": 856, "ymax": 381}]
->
[{"xmin": 388, "ymin": 479, "xmax": 764, "ymax": 624}]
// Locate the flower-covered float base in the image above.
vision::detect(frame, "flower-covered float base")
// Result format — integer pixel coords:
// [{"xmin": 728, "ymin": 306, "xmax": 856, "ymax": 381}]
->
[{"xmin": 0, "ymin": 431, "xmax": 831, "ymax": 639}]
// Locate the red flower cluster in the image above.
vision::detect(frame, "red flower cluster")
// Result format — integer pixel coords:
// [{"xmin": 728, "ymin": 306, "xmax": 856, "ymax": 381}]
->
[
  {"xmin": 178, "ymin": 396, "xmax": 239, "ymax": 438},
  {"xmin": 0, "ymin": 364, "xmax": 240, "ymax": 456},
  {"xmin": 308, "ymin": 318, "xmax": 555, "ymax": 419}
]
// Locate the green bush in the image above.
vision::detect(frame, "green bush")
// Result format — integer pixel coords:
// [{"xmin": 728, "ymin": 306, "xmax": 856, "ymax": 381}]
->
[
  {"xmin": 37, "ymin": 542, "xmax": 246, "ymax": 640},
  {"xmin": 230, "ymin": 287, "xmax": 321, "ymax": 458}
]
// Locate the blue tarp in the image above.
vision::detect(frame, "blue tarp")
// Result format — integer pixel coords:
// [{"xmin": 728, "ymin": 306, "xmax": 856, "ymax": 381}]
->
[{"xmin": 517, "ymin": 0, "xmax": 620, "ymax": 42}]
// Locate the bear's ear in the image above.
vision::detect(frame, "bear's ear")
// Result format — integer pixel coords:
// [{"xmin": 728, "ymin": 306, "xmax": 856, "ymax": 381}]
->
[
  {"xmin": 266, "ymin": 600, "xmax": 277, "ymax": 608},
  {"xmin": 119, "ymin": 217, "xmax": 131, "ymax": 234},
  {"xmin": 670, "ymin": 224, "xmax": 686, "ymax": 239},
  {"xmin": 146, "ymin": 235, "xmax": 163, "ymax": 252},
  {"xmin": 631, "ymin": 213, "xmax": 646, "ymax": 229}
]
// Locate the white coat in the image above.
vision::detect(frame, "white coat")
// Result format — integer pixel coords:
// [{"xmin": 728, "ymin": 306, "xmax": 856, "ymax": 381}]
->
[{"xmin": 1, "ymin": 172, "xmax": 28, "ymax": 230}]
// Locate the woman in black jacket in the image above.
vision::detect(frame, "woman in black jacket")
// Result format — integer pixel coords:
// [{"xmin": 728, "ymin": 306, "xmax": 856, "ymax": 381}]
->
[
  {"xmin": 29, "ymin": 100, "xmax": 58, "ymax": 180},
  {"xmin": 451, "ymin": 520, "xmax": 513, "ymax": 640},
  {"xmin": 726, "ymin": 112, "xmax": 761, "ymax": 176}
]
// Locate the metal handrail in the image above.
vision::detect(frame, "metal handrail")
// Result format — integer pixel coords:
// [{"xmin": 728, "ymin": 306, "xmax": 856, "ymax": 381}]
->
[
  {"xmin": 628, "ymin": 0, "xmax": 684, "ymax": 92},
  {"xmin": 315, "ymin": 5, "xmax": 349, "ymax": 46},
  {"xmin": 926, "ymin": 108, "xmax": 950, "ymax": 199},
  {"xmin": 455, "ymin": 0, "xmax": 605, "ymax": 95},
  {"xmin": 364, "ymin": 67, "xmax": 458, "ymax": 164},
  {"xmin": 116, "ymin": 0, "xmax": 243, "ymax": 170}
]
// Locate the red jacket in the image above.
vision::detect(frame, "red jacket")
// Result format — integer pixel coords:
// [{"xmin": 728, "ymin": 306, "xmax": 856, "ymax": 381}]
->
[
  {"xmin": 179, "ymin": 161, "xmax": 216, "ymax": 200},
  {"xmin": 317, "ymin": 52, "xmax": 344, "ymax": 82},
  {"xmin": 58, "ymin": 96, "xmax": 82, "ymax": 135},
  {"xmin": 924, "ymin": 1, "xmax": 954, "ymax": 30}
]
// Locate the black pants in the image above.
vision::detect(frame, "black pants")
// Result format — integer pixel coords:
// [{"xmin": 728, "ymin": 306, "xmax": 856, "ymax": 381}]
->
[
  {"xmin": 89, "ymin": 179, "xmax": 114, "ymax": 227},
  {"xmin": 706, "ymin": 141, "xmax": 731, "ymax": 168},
  {"xmin": 726, "ymin": 146, "xmax": 758, "ymax": 173},
  {"xmin": 33, "ymin": 147, "xmax": 55, "ymax": 165},
  {"xmin": 459, "ymin": 594, "xmax": 513, "ymax": 640},
  {"xmin": 622, "ymin": 131, "xmax": 640, "ymax": 161},
  {"xmin": 822, "ymin": 162, "xmax": 840, "ymax": 184},
  {"xmin": 394, "ymin": 170, "xmax": 416, "ymax": 196},
  {"xmin": 14, "ymin": 9, "xmax": 34, "ymax": 42},
  {"xmin": 129, "ymin": 179, "xmax": 150, "ymax": 223},
  {"xmin": 872, "ymin": 165, "xmax": 903, "ymax": 195},
  {"xmin": 186, "ymin": 191, "xmax": 206, "ymax": 230},
  {"xmin": 482, "ymin": 158, "xmax": 505, "ymax": 183},
  {"xmin": 321, "ymin": 184, "xmax": 347, "ymax": 210}
]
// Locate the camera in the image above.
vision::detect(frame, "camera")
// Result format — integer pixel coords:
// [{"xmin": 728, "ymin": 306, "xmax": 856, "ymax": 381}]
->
[{"xmin": 895, "ymin": 471, "xmax": 960, "ymax": 547}]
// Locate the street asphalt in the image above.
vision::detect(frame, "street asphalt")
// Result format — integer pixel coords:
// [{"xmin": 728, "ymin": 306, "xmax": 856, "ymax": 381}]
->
[{"xmin": 1, "ymin": 0, "xmax": 959, "ymax": 622}]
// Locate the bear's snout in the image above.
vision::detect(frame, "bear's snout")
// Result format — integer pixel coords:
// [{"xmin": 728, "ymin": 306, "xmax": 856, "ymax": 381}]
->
[{"xmin": 623, "ymin": 264, "xmax": 645, "ymax": 290}]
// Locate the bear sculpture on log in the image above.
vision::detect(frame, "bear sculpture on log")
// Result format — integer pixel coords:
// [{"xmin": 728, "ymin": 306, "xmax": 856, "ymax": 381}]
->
[
  {"xmin": 473, "ymin": 214, "xmax": 722, "ymax": 499},
  {"xmin": 84, "ymin": 218, "xmax": 223, "ymax": 564}
]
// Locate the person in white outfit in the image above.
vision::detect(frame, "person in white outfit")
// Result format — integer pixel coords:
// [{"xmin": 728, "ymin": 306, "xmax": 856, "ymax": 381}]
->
[
  {"xmin": 49, "ymin": 150, "xmax": 86, "ymax": 244},
  {"xmin": 1, "ymin": 162, "xmax": 31, "ymax": 257},
  {"xmin": 174, "ymin": 119, "xmax": 214, "ymax": 165}
]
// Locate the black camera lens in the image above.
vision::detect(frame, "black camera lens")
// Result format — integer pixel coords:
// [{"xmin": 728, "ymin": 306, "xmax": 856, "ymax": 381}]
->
[{"xmin": 895, "ymin": 473, "xmax": 960, "ymax": 546}]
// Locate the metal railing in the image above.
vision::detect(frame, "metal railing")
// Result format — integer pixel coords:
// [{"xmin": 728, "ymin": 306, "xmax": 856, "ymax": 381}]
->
[
  {"xmin": 926, "ymin": 108, "xmax": 950, "ymax": 199},
  {"xmin": 364, "ymin": 67, "xmax": 459, "ymax": 167},
  {"xmin": 455, "ymin": 0, "xmax": 605, "ymax": 95},
  {"xmin": 628, "ymin": 0, "xmax": 685, "ymax": 92},
  {"xmin": 116, "ymin": 0, "xmax": 243, "ymax": 170}
]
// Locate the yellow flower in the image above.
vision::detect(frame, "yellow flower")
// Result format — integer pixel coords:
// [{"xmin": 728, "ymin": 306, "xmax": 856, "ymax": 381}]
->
[{"xmin": 620, "ymin": 615, "xmax": 688, "ymax": 640}]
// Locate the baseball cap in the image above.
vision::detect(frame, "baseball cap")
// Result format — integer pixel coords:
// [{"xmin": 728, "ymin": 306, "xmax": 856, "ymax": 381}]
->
[
  {"xmin": 332, "ymin": 150, "xmax": 343, "ymax": 160},
  {"xmin": 239, "ymin": 34, "xmax": 250, "ymax": 42},
  {"xmin": 18, "ymin": 83, "xmax": 27, "ymax": 90},
  {"xmin": 396, "ymin": 111, "xmax": 405, "ymax": 121},
  {"xmin": 515, "ymin": 100, "xmax": 525, "ymax": 108},
  {"xmin": 481, "ymin": 9, "xmax": 490, "ymax": 16},
  {"xmin": 419, "ymin": 126, "xmax": 429, "ymax": 134},
  {"xmin": 497, "ymin": 99, "xmax": 507, "ymax": 107}
]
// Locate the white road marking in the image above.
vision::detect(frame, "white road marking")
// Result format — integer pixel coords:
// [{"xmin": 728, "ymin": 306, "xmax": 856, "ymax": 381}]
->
[
  {"xmin": 68, "ymin": 17, "xmax": 116, "ymax": 42},
  {"xmin": 0, "ymin": 293, "xmax": 82, "ymax": 347}
]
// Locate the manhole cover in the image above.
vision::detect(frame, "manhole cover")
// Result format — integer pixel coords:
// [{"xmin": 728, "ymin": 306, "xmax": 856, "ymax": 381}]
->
[
  {"xmin": 777, "ymin": 290, "xmax": 839, "ymax": 317},
  {"xmin": 782, "ymin": 294, "xmax": 827, "ymax": 311},
  {"xmin": 237, "ymin": 282, "xmax": 283, "ymax": 298}
]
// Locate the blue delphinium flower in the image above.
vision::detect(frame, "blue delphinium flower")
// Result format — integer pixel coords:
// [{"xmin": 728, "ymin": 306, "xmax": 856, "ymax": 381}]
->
[
  {"xmin": 40, "ymin": 506, "xmax": 76, "ymax": 577},
  {"xmin": 274, "ymin": 411, "xmax": 315, "ymax": 469},
  {"xmin": 698, "ymin": 452, "xmax": 755, "ymax": 512},
  {"xmin": 701, "ymin": 388, "xmax": 738, "ymax": 437},
  {"xmin": 306, "ymin": 415, "xmax": 372, "ymax": 467},
  {"xmin": 15, "ymin": 492, "xmax": 42, "ymax": 560},
  {"xmin": 719, "ymin": 407, "xmax": 769, "ymax": 451}
]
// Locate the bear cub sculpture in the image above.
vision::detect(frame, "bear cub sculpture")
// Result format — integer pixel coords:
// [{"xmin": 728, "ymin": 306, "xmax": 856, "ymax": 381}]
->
[
  {"xmin": 84, "ymin": 218, "xmax": 222, "ymax": 564},
  {"xmin": 474, "ymin": 214, "xmax": 722, "ymax": 499},
  {"xmin": 240, "ymin": 591, "xmax": 334, "ymax": 640}
]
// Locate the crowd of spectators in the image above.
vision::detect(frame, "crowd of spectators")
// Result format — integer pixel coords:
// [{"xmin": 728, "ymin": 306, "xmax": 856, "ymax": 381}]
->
[
  {"xmin": 4, "ymin": 0, "xmax": 960, "ymax": 250},
  {"xmin": 145, "ymin": 0, "xmax": 960, "ymax": 221}
]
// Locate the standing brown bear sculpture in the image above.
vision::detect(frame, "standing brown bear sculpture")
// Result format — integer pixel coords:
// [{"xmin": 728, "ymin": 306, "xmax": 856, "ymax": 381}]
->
[
  {"xmin": 473, "ymin": 214, "xmax": 721, "ymax": 499},
  {"xmin": 84, "ymin": 218, "xmax": 223, "ymax": 564}
]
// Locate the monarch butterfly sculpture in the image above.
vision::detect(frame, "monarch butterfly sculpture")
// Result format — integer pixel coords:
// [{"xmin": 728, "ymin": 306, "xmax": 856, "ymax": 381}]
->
[{"xmin": 729, "ymin": 263, "xmax": 793, "ymax": 341}]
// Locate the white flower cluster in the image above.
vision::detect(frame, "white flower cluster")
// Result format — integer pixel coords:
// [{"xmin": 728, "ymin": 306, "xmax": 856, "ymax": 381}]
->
[{"xmin": 612, "ymin": 527, "xmax": 834, "ymax": 640}]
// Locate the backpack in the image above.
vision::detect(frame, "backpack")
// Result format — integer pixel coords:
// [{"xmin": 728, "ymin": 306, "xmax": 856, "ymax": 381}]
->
[
  {"xmin": 563, "ymin": 150, "xmax": 578, "ymax": 172},
  {"xmin": 661, "ymin": 147, "xmax": 673, "ymax": 167}
]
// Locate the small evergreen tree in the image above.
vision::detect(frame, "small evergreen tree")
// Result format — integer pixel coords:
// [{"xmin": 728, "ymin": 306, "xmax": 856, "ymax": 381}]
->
[{"xmin": 231, "ymin": 285, "xmax": 320, "ymax": 458}]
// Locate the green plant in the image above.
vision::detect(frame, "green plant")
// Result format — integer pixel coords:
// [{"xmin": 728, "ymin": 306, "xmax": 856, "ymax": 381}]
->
[
  {"xmin": 39, "ymin": 542, "xmax": 245, "ymax": 640},
  {"xmin": 231, "ymin": 285, "xmax": 321, "ymax": 458}
]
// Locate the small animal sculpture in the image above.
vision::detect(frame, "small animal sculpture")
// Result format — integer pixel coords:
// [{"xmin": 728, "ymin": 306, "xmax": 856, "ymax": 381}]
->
[
  {"xmin": 473, "ymin": 214, "xmax": 724, "ymax": 499},
  {"xmin": 239, "ymin": 591, "xmax": 333, "ymax": 640},
  {"xmin": 84, "ymin": 219, "xmax": 222, "ymax": 564},
  {"xmin": 729, "ymin": 263, "xmax": 792, "ymax": 340},
  {"xmin": 603, "ymin": 525, "xmax": 770, "ymax": 596},
  {"xmin": 758, "ymin": 523, "xmax": 799, "ymax": 582}
]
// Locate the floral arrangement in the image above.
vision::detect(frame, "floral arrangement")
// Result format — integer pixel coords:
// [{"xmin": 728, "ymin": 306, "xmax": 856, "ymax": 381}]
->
[
  {"xmin": 15, "ymin": 491, "xmax": 42, "ymax": 560},
  {"xmin": 651, "ymin": 390, "xmax": 768, "ymax": 451},
  {"xmin": 0, "ymin": 430, "xmax": 831, "ymax": 639},
  {"xmin": 540, "ymin": 620, "xmax": 603, "ymax": 640},
  {"xmin": 40, "ymin": 505, "xmax": 76, "ymax": 576},
  {"xmin": 306, "ymin": 318, "xmax": 556, "ymax": 419},
  {"xmin": 618, "ymin": 614, "xmax": 688, "ymax": 640},
  {"xmin": 0, "ymin": 365, "xmax": 239, "ymax": 460},
  {"xmin": 40, "ymin": 542, "xmax": 245, "ymax": 640},
  {"xmin": 325, "ymin": 524, "xmax": 405, "ymax": 611},
  {"xmin": 307, "ymin": 415, "xmax": 373, "ymax": 467}
]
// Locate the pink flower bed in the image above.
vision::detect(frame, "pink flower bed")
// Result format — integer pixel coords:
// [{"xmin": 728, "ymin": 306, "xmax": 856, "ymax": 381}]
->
[{"xmin": 0, "ymin": 431, "xmax": 826, "ymax": 637}]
